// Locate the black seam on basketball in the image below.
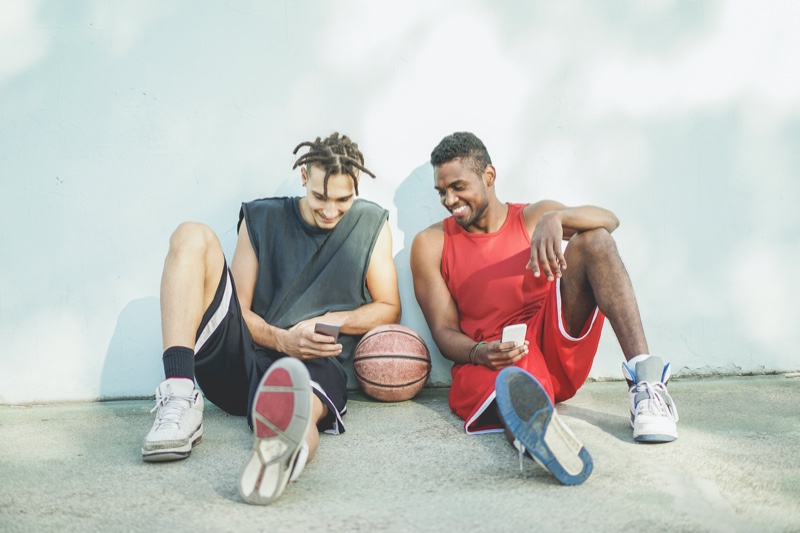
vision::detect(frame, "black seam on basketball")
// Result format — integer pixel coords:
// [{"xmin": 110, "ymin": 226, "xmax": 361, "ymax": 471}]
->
[
  {"xmin": 355, "ymin": 373, "xmax": 430, "ymax": 388},
  {"xmin": 356, "ymin": 329, "xmax": 430, "ymax": 357}
]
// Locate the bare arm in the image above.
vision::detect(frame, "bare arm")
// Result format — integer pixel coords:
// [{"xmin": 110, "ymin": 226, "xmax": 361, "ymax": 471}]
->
[
  {"xmin": 523, "ymin": 200, "xmax": 620, "ymax": 281},
  {"xmin": 291, "ymin": 220, "xmax": 401, "ymax": 334},
  {"xmin": 410, "ymin": 225, "xmax": 526, "ymax": 370}
]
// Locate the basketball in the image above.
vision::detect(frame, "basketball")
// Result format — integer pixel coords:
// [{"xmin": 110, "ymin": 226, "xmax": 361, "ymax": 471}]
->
[{"xmin": 353, "ymin": 324, "xmax": 431, "ymax": 402}]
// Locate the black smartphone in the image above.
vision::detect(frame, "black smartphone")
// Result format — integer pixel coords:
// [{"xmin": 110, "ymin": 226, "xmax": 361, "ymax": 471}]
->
[{"xmin": 314, "ymin": 322, "xmax": 340, "ymax": 343}]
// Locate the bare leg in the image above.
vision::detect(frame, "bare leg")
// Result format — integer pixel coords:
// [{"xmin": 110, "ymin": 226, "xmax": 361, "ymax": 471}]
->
[
  {"xmin": 560, "ymin": 228, "xmax": 648, "ymax": 361},
  {"xmin": 304, "ymin": 395, "xmax": 329, "ymax": 463},
  {"xmin": 160, "ymin": 222, "xmax": 226, "ymax": 350}
]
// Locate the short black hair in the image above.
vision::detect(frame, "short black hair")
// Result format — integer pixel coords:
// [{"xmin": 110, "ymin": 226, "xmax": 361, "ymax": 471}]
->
[{"xmin": 430, "ymin": 132, "xmax": 492, "ymax": 174}]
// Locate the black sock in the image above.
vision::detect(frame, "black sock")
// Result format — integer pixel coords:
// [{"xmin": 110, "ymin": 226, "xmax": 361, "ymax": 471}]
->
[{"xmin": 162, "ymin": 346, "xmax": 195, "ymax": 381}]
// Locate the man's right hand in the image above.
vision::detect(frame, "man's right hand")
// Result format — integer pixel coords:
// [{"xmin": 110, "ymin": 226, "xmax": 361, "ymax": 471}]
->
[
  {"xmin": 277, "ymin": 321, "xmax": 343, "ymax": 360},
  {"xmin": 473, "ymin": 340, "xmax": 529, "ymax": 370}
]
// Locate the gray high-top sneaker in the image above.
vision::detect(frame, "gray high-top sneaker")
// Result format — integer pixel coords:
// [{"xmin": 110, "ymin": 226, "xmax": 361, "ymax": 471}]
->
[{"xmin": 622, "ymin": 356, "xmax": 679, "ymax": 443}]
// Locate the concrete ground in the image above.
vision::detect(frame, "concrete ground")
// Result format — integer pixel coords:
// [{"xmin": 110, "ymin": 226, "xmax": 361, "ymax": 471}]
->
[{"xmin": 1, "ymin": 375, "xmax": 799, "ymax": 532}]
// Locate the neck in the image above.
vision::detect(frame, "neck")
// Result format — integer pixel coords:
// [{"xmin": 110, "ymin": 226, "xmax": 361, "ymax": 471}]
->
[
  {"xmin": 465, "ymin": 199, "xmax": 508, "ymax": 234},
  {"xmin": 297, "ymin": 197, "xmax": 316, "ymax": 227}
]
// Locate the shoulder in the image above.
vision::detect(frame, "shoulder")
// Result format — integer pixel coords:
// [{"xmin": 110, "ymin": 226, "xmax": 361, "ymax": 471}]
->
[
  {"xmin": 238, "ymin": 197, "xmax": 297, "ymax": 233},
  {"xmin": 241, "ymin": 196, "xmax": 295, "ymax": 220},
  {"xmin": 410, "ymin": 223, "xmax": 445, "ymax": 280},
  {"xmin": 412, "ymin": 221, "xmax": 445, "ymax": 253},
  {"xmin": 242, "ymin": 196, "xmax": 294, "ymax": 214},
  {"xmin": 350, "ymin": 198, "xmax": 389, "ymax": 219}
]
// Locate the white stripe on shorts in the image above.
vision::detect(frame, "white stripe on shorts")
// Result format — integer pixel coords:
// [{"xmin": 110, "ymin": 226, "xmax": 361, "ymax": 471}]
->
[
  {"xmin": 465, "ymin": 391, "xmax": 504, "ymax": 435},
  {"xmin": 555, "ymin": 277, "xmax": 600, "ymax": 341},
  {"xmin": 194, "ymin": 268, "xmax": 233, "ymax": 353},
  {"xmin": 312, "ymin": 380, "xmax": 346, "ymax": 435}
]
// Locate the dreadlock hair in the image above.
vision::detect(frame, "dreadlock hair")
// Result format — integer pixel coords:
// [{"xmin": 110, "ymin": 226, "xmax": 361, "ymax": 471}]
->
[
  {"xmin": 430, "ymin": 131, "xmax": 492, "ymax": 176},
  {"xmin": 292, "ymin": 132, "xmax": 376, "ymax": 198}
]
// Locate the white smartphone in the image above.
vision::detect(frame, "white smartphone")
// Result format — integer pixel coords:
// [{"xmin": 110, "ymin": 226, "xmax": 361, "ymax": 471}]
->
[
  {"xmin": 501, "ymin": 323, "xmax": 527, "ymax": 348},
  {"xmin": 314, "ymin": 322, "xmax": 340, "ymax": 343}
]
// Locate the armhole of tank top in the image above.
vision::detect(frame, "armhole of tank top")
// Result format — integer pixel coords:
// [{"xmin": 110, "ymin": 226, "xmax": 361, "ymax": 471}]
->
[
  {"xmin": 515, "ymin": 203, "xmax": 532, "ymax": 241},
  {"xmin": 240, "ymin": 202, "xmax": 259, "ymax": 257},
  {"xmin": 440, "ymin": 220, "xmax": 451, "ymax": 280},
  {"xmin": 362, "ymin": 206, "xmax": 388, "ymax": 280}
]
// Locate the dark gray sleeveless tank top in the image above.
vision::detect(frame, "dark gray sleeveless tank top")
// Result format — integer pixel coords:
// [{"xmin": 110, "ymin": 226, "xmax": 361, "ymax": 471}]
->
[{"xmin": 239, "ymin": 197, "xmax": 389, "ymax": 388}]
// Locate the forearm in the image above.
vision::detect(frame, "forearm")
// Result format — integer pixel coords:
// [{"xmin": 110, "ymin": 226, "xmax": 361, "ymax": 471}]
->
[
  {"xmin": 324, "ymin": 300, "xmax": 401, "ymax": 336},
  {"xmin": 550, "ymin": 206, "xmax": 619, "ymax": 234},
  {"xmin": 431, "ymin": 325, "xmax": 481, "ymax": 365},
  {"xmin": 242, "ymin": 308, "xmax": 286, "ymax": 351}
]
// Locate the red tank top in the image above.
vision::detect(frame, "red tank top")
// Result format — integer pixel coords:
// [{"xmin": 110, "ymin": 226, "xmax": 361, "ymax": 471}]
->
[{"xmin": 441, "ymin": 203, "xmax": 550, "ymax": 342}]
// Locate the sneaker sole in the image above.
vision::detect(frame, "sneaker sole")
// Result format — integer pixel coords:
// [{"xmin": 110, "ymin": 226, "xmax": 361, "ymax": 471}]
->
[
  {"xmin": 496, "ymin": 367, "xmax": 592, "ymax": 486},
  {"xmin": 635, "ymin": 433, "xmax": 678, "ymax": 443},
  {"xmin": 238, "ymin": 358, "xmax": 313, "ymax": 505},
  {"xmin": 631, "ymin": 417, "xmax": 678, "ymax": 443},
  {"xmin": 141, "ymin": 425, "xmax": 203, "ymax": 462}
]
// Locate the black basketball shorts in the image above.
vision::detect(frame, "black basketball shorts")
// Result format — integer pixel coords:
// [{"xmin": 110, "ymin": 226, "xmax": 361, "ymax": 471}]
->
[{"xmin": 193, "ymin": 263, "xmax": 348, "ymax": 434}]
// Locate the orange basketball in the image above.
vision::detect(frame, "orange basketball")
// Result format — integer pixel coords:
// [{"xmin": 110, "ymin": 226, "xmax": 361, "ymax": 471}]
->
[{"xmin": 353, "ymin": 324, "xmax": 431, "ymax": 402}]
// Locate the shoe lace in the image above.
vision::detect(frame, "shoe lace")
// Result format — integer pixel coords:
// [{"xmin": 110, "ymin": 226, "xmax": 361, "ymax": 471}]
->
[
  {"xmin": 151, "ymin": 386, "xmax": 193, "ymax": 429},
  {"xmin": 632, "ymin": 381, "xmax": 679, "ymax": 422},
  {"xmin": 513, "ymin": 439, "xmax": 526, "ymax": 472}
]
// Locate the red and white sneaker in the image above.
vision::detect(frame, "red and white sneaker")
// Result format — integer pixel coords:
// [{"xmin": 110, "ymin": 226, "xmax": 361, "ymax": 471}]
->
[{"xmin": 238, "ymin": 357, "xmax": 313, "ymax": 505}]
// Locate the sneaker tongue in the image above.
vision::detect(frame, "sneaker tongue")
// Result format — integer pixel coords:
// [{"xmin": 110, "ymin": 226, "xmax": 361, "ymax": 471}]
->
[
  {"xmin": 163, "ymin": 378, "xmax": 195, "ymax": 396},
  {"xmin": 635, "ymin": 356, "xmax": 665, "ymax": 384}
]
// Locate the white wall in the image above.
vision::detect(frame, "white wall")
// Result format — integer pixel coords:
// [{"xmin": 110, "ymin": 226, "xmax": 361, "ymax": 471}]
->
[{"xmin": 1, "ymin": 0, "xmax": 798, "ymax": 403}]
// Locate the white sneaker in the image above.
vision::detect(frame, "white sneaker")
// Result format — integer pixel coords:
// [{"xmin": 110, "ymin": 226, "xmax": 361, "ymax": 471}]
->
[
  {"xmin": 142, "ymin": 378, "xmax": 204, "ymax": 462},
  {"xmin": 239, "ymin": 358, "xmax": 313, "ymax": 505},
  {"xmin": 622, "ymin": 356, "xmax": 679, "ymax": 443}
]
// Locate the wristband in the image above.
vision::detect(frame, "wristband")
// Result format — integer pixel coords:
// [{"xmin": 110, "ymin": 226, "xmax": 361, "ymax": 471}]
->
[{"xmin": 468, "ymin": 341, "xmax": 485, "ymax": 366}]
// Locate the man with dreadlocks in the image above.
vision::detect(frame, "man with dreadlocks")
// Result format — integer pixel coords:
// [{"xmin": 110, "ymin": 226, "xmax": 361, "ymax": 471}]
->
[
  {"xmin": 411, "ymin": 132, "xmax": 679, "ymax": 486},
  {"xmin": 141, "ymin": 132, "xmax": 400, "ymax": 504}
]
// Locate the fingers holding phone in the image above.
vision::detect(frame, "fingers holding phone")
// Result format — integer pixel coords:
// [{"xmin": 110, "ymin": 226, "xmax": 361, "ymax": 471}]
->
[
  {"xmin": 281, "ymin": 320, "xmax": 342, "ymax": 359},
  {"xmin": 474, "ymin": 324, "xmax": 529, "ymax": 370}
]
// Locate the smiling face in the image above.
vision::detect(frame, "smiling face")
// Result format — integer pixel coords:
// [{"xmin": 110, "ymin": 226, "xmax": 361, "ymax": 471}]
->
[
  {"xmin": 299, "ymin": 164, "xmax": 357, "ymax": 229},
  {"xmin": 433, "ymin": 157, "xmax": 494, "ymax": 230}
]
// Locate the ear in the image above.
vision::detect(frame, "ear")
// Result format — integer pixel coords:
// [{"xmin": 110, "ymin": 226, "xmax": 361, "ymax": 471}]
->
[
  {"xmin": 301, "ymin": 166, "xmax": 307, "ymax": 187},
  {"xmin": 483, "ymin": 164, "xmax": 497, "ymax": 187}
]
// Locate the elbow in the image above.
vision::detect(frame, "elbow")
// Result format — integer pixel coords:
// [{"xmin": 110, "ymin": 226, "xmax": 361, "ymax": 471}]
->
[
  {"xmin": 608, "ymin": 213, "xmax": 620, "ymax": 233},
  {"xmin": 391, "ymin": 301, "xmax": 402, "ymax": 324},
  {"xmin": 376, "ymin": 300, "xmax": 402, "ymax": 326}
]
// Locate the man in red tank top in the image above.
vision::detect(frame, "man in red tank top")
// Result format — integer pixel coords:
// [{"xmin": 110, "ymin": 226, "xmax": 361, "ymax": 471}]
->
[{"xmin": 411, "ymin": 132, "xmax": 679, "ymax": 486}]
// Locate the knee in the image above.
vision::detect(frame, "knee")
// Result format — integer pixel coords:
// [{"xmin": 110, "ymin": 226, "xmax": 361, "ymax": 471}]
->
[
  {"xmin": 569, "ymin": 228, "xmax": 618, "ymax": 259},
  {"xmin": 168, "ymin": 222, "xmax": 217, "ymax": 256}
]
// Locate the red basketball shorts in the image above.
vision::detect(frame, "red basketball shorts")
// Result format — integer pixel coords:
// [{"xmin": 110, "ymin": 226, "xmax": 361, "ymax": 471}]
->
[{"xmin": 449, "ymin": 278, "xmax": 605, "ymax": 434}]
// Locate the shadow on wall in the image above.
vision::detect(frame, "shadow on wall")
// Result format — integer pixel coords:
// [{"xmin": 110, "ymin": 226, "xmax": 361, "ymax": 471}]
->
[
  {"xmin": 393, "ymin": 162, "xmax": 452, "ymax": 387},
  {"xmin": 100, "ymin": 297, "xmax": 163, "ymax": 400}
]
